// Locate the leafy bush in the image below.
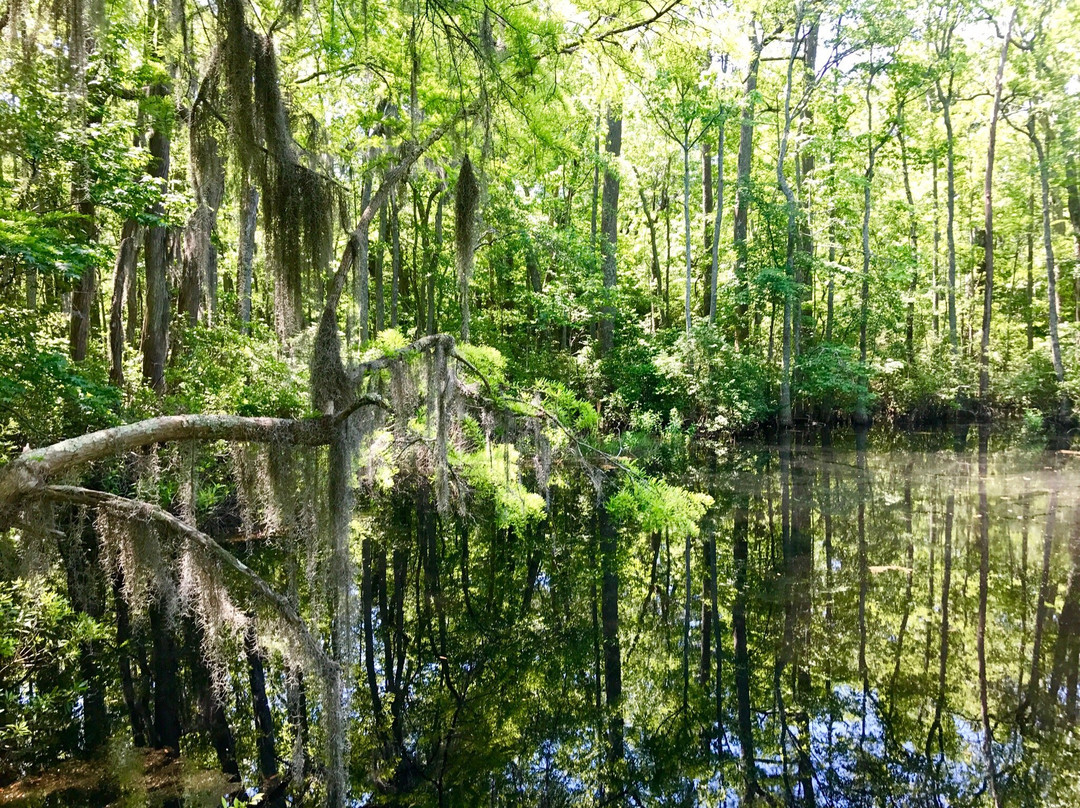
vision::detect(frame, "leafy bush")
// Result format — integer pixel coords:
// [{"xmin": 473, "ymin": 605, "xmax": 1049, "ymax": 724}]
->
[
  {"xmin": 653, "ymin": 324, "xmax": 773, "ymax": 433},
  {"xmin": 163, "ymin": 324, "xmax": 307, "ymax": 417}
]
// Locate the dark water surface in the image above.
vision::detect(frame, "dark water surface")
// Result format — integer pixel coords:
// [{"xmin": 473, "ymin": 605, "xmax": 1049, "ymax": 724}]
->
[
  {"xmin": 690, "ymin": 425, "xmax": 1080, "ymax": 806},
  {"xmin": 6, "ymin": 425, "xmax": 1080, "ymax": 807}
]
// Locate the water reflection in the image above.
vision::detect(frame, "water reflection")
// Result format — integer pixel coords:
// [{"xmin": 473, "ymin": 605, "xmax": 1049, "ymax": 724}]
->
[{"xmin": 709, "ymin": 427, "xmax": 1080, "ymax": 806}]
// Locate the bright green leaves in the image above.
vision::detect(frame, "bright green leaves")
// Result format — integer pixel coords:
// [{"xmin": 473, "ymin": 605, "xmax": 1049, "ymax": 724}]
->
[
  {"xmin": 607, "ymin": 475, "xmax": 712, "ymax": 536},
  {"xmin": 457, "ymin": 442, "xmax": 547, "ymax": 529}
]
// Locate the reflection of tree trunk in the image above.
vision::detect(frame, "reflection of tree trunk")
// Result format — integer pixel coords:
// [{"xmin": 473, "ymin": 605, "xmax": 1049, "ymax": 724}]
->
[
  {"xmin": 926, "ymin": 492, "xmax": 954, "ymax": 765},
  {"xmin": 150, "ymin": 598, "xmax": 182, "ymax": 751},
  {"xmin": 821, "ymin": 430, "xmax": 835, "ymax": 777},
  {"xmin": 976, "ymin": 428, "xmax": 1002, "ymax": 805},
  {"xmin": 701, "ymin": 533, "xmax": 714, "ymax": 687},
  {"xmin": 1051, "ymin": 511, "xmax": 1080, "ymax": 721},
  {"xmin": 733, "ymin": 494, "xmax": 757, "ymax": 800},
  {"xmin": 599, "ymin": 483, "xmax": 624, "ymax": 780},
  {"xmin": 888, "ymin": 466, "xmax": 915, "ymax": 729},
  {"xmin": 187, "ymin": 620, "xmax": 239, "ymax": 779},
  {"xmin": 57, "ymin": 508, "xmax": 109, "ymax": 752},
  {"xmin": 246, "ymin": 626, "xmax": 278, "ymax": 780}
]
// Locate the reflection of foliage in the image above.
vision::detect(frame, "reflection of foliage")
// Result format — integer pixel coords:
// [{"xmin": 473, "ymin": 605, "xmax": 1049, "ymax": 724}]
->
[{"xmin": 0, "ymin": 579, "xmax": 108, "ymax": 776}]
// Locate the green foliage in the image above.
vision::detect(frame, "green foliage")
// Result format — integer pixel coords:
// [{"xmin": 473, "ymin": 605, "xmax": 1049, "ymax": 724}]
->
[
  {"xmin": 456, "ymin": 443, "xmax": 547, "ymax": 530},
  {"xmin": 0, "ymin": 307, "xmax": 120, "ymax": 455},
  {"xmin": 797, "ymin": 343, "xmax": 870, "ymax": 415},
  {"xmin": 654, "ymin": 325, "xmax": 773, "ymax": 432},
  {"xmin": 607, "ymin": 475, "xmax": 712, "ymax": 536},
  {"xmin": 0, "ymin": 210, "xmax": 101, "ymax": 285},
  {"xmin": 162, "ymin": 325, "xmax": 307, "ymax": 418}
]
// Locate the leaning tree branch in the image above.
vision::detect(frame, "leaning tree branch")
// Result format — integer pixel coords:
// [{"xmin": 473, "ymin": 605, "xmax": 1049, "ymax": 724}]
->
[
  {"xmin": 0, "ymin": 397, "xmax": 389, "ymax": 511},
  {"xmin": 42, "ymin": 485, "xmax": 336, "ymax": 677},
  {"xmin": 323, "ymin": 102, "xmax": 481, "ymax": 319}
]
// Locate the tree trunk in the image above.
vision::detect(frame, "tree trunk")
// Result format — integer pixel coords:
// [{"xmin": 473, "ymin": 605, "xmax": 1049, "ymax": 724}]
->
[
  {"xmin": 455, "ymin": 154, "xmax": 479, "ymax": 344},
  {"xmin": 238, "ymin": 182, "xmax": 258, "ymax": 332},
  {"xmin": 109, "ymin": 221, "xmax": 140, "ymax": 385},
  {"xmin": 938, "ymin": 84, "xmax": 960, "ymax": 359},
  {"xmin": 1029, "ymin": 119, "xmax": 1069, "ymax": 424},
  {"xmin": 682, "ymin": 139, "xmax": 693, "ymax": 334},
  {"xmin": 69, "ymin": 194, "xmax": 96, "ymax": 362},
  {"xmin": 710, "ymin": 125, "xmax": 725, "ymax": 323},
  {"xmin": 141, "ymin": 88, "xmax": 171, "ymax": 394},
  {"xmin": 599, "ymin": 107, "xmax": 622, "ymax": 356},
  {"xmin": 979, "ymin": 15, "xmax": 1014, "ymax": 414},
  {"xmin": 899, "ymin": 129, "xmax": 918, "ymax": 362},
  {"xmin": 733, "ymin": 32, "xmax": 763, "ymax": 347},
  {"xmin": 777, "ymin": 13, "xmax": 802, "ymax": 428}
]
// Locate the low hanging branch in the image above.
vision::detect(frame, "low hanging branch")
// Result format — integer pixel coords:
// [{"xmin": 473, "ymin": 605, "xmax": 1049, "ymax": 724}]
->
[{"xmin": 0, "ymin": 397, "xmax": 389, "ymax": 515}]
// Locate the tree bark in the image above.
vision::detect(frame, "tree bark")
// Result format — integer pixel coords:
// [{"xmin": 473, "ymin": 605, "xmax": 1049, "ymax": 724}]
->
[
  {"xmin": 1029, "ymin": 119, "xmax": 1069, "ymax": 423},
  {"xmin": 682, "ymin": 139, "xmax": 693, "ymax": 334},
  {"xmin": 979, "ymin": 14, "xmax": 1014, "ymax": 414},
  {"xmin": 109, "ymin": 220, "xmax": 140, "ymax": 385},
  {"xmin": 238, "ymin": 182, "xmax": 258, "ymax": 332},
  {"xmin": 599, "ymin": 107, "xmax": 622, "ymax": 356},
  {"xmin": 141, "ymin": 85, "xmax": 172, "ymax": 394},
  {"xmin": 733, "ymin": 31, "xmax": 763, "ymax": 347},
  {"xmin": 710, "ymin": 125, "xmax": 725, "ymax": 323}
]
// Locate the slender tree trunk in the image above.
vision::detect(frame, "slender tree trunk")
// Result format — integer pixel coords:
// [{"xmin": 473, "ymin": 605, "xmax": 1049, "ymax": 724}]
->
[
  {"xmin": 238, "ymin": 181, "xmax": 258, "ymax": 332},
  {"xmin": 899, "ymin": 129, "xmax": 919, "ymax": 362},
  {"xmin": 710, "ymin": 125, "xmax": 725, "ymax": 323},
  {"xmin": 938, "ymin": 84, "xmax": 960, "ymax": 360},
  {"xmin": 734, "ymin": 31, "xmax": 763, "ymax": 347},
  {"xmin": 733, "ymin": 496, "xmax": 757, "ymax": 800},
  {"xmin": 599, "ymin": 107, "xmax": 622, "ymax": 356},
  {"xmin": 1029, "ymin": 119, "xmax": 1069, "ymax": 423},
  {"xmin": 109, "ymin": 220, "xmax": 140, "ymax": 385},
  {"xmin": 683, "ymin": 139, "xmax": 693, "ymax": 333},
  {"xmin": 777, "ymin": 13, "xmax": 802, "ymax": 428},
  {"xmin": 855, "ymin": 89, "xmax": 881, "ymax": 427},
  {"xmin": 391, "ymin": 195, "xmax": 402, "ymax": 328},
  {"xmin": 979, "ymin": 14, "xmax": 1014, "ymax": 414}
]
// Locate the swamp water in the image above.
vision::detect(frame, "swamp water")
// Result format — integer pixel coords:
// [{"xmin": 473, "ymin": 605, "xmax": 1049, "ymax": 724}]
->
[{"xmin": 4, "ymin": 425, "xmax": 1080, "ymax": 806}]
